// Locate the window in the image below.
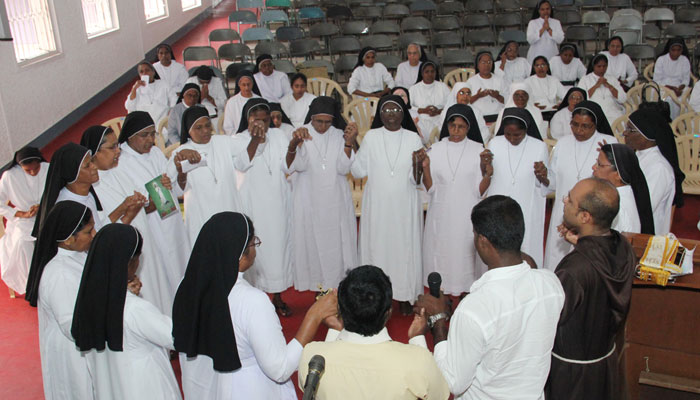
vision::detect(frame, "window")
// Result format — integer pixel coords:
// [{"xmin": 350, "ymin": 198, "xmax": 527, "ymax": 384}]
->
[
  {"xmin": 81, "ymin": 0, "xmax": 118, "ymax": 38},
  {"xmin": 182, "ymin": 0, "xmax": 201, "ymax": 11},
  {"xmin": 144, "ymin": 0, "xmax": 168, "ymax": 22},
  {"xmin": 4, "ymin": 0, "xmax": 58, "ymax": 63}
]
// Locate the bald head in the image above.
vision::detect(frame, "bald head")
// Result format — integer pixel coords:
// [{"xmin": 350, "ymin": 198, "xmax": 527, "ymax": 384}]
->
[{"xmin": 576, "ymin": 177, "xmax": 620, "ymax": 229}]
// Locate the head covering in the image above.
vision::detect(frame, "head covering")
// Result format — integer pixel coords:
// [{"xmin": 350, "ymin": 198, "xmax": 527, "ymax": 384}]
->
[
  {"xmin": 303, "ymin": 96, "xmax": 347, "ymax": 130},
  {"xmin": 629, "ymin": 109, "xmax": 685, "ymax": 207},
  {"xmin": 497, "ymin": 41, "xmax": 518, "ymax": 60},
  {"xmin": 391, "ymin": 87, "xmax": 412, "ymax": 110},
  {"xmin": 25, "ymin": 201, "xmax": 92, "ymax": 306},
  {"xmin": 354, "ymin": 47, "xmax": 376, "ymax": 69},
  {"xmin": 176, "ymin": 83, "xmax": 202, "ymax": 105},
  {"xmin": 10, "ymin": 146, "xmax": 45, "ymax": 169},
  {"xmin": 137, "ymin": 60, "xmax": 160, "ymax": 80},
  {"xmin": 443, "ymin": 82, "xmax": 470, "ymax": 112},
  {"xmin": 72, "ymin": 224, "xmax": 142, "ymax": 352},
  {"xmin": 531, "ymin": 0, "xmax": 554, "ymax": 20},
  {"xmin": 587, "ymin": 53, "xmax": 608, "ymax": 74},
  {"xmin": 31, "ymin": 143, "xmax": 102, "ymax": 238},
  {"xmin": 193, "ymin": 65, "xmax": 215, "ymax": 81},
  {"xmin": 118, "ymin": 111, "xmax": 155, "ymax": 144},
  {"xmin": 529, "ymin": 55, "xmax": 552, "ymax": 76},
  {"xmin": 496, "ymin": 107, "xmax": 543, "ymax": 140},
  {"xmin": 173, "ymin": 212, "xmax": 253, "ymax": 372},
  {"xmin": 439, "ymin": 104, "xmax": 483, "ymax": 143},
  {"xmin": 180, "ymin": 106, "xmax": 210, "ymax": 144},
  {"xmin": 605, "ymin": 36, "xmax": 626, "ymax": 53},
  {"xmin": 603, "ymin": 143, "xmax": 655, "ymax": 234},
  {"xmin": 573, "ymin": 100, "xmax": 614, "ymax": 136},
  {"xmin": 254, "ymin": 54, "xmax": 273, "ymax": 74},
  {"xmin": 233, "ymin": 71, "xmax": 262, "ymax": 96},
  {"xmin": 415, "ymin": 60, "xmax": 440, "ymax": 84},
  {"xmin": 155, "ymin": 43, "xmax": 176, "ymax": 61},
  {"xmin": 475, "ymin": 50, "xmax": 495, "ymax": 73},
  {"xmin": 269, "ymin": 102, "xmax": 293, "ymax": 126},
  {"xmin": 237, "ymin": 98, "xmax": 271, "ymax": 133},
  {"xmin": 370, "ymin": 95, "xmax": 419, "ymax": 133},
  {"xmin": 556, "ymin": 87, "xmax": 587, "ymax": 112},
  {"xmin": 660, "ymin": 37, "xmax": 689, "ymax": 58},
  {"xmin": 80, "ymin": 126, "xmax": 113, "ymax": 155},
  {"xmin": 558, "ymin": 42, "xmax": 580, "ymax": 58}
]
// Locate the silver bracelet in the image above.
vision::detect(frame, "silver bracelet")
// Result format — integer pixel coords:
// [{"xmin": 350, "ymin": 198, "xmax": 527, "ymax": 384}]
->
[{"xmin": 427, "ymin": 312, "xmax": 449, "ymax": 329}]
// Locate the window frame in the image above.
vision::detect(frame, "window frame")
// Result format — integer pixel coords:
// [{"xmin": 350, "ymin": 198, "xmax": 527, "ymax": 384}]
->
[
  {"xmin": 5, "ymin": 0, "xmax": 62, "ymax": 65},
  {"xmin": 81, "ymin": 0, "xmax": 120, "ymax": 39},
  {"xmin": 181, "ymin": 0, "xmax": 202, "ymax": 12},
  {"xmin": 144, "ymin": 0, "xmax": 169, "ymax": 23}
]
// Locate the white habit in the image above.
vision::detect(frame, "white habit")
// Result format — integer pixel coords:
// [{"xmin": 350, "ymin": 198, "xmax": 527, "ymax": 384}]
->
[
  {"xmin": 124, "ymin": 79, "xmax": 174, "ymax": 124},
  {"xmin": 84, "ymin": 292, "xmax": 180, "ymax": 400},
  {"xmin": 56, "ymin": 188, "xmax": 105, "ymax": 230},
  {"xmin": 525, "ymin": 74, "xmax": 568, "ymax": 110},
  {"xmin": 423, "ymin": 138, "xmax": 485, "ymax": 295},
  {"xmin": 347, "ymin": 64, "xmax": 395, "ymax": 95},
  {"xmin": 254, "ymin": 70, "xmax": 292, "ymax": 102},
  {"xmin": 577, "ymin": 73, "xmax": 627, "ymax": 125},
  {"xmin": 653, "ymin": 54, "xmax": 691, "ymax": 119},
  {"xmin": 394, "ymin": 61, "xmax": 421, "ymax": 89},
  {"xmin": 438, "ymin": 83, "xmax": 490, "ymax": 143},
  {"xmin": 38, "ymin": 248, "xmax": 93, "ymax": 400},
  {"xmin": 487, "ymin": 136, "xmax": 550, "ymax": 267},
  {"xmin": 232, "ymin": 128, "xmax": 293, "ymax": 293},
  {"xmin": 167, "ymin": 135, "xmax": 243, "ymax": 245},
  {"xmin": 549, "ymin": 56, "xmax": 586, "ymax": 88},
  {"xmin": 284, "ymin": 124, "xmax": 357, "ymax": 291},
  {"xmin": 0, "ymin": 162, "xmax": 47, "ymax": 293},
  {"xmin": 153, "ymin": 60, "xmax": 189, "ymax": 96},
  {"xmin": 526, "ymin": 17, "xmax": 565, "ymax": 63},
  {"xmin": 612, "ymin": 185, "xmax": 641, "ymax": 233},
  {"xmin": 222, "ymin": 93, "xmax": 260, "ymax": 135},
  {"xmin": 600, "ymin": 51, "xmax": 638, "ymax": 86},
  {"xmin": 351, "ymin": 127, "xmax": 424, "ymax": 302},
  {"xmin": 465, "ymin": 74, "xmax": 507, "ymax": 117},
  {"xmin": 409, "ymin": 80, "xmax": 451, "ymax": 138},
  {"xmin": 180, "ymin": 272, "xmax": 301, "ymax": 400},
  {"xmin": 637, "ymin": 147, "xmax": 675, "ymax": 234},
  {"xmin": 185, "ymin": 76, "xmax": 228, "ymax": 118},
  {"xmin": 280, "ymin": 92, "xmax": 316, "ymax": 128},
  {"xmin": 495, "ymin": 57, "xmax": 532, "ymax": 86},
  {"xmin": 549, "ymin": 108, "xmax": 572, "ymax": 140},
  {"xmin": 543, "ymin": 132, "xmax": 618, "ymax": 270}
]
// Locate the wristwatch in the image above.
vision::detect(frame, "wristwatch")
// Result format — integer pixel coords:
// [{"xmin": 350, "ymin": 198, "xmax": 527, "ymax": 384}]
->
[{"xmin": 427, "ymin": 312, "xmax": 449, "ymax": 329}]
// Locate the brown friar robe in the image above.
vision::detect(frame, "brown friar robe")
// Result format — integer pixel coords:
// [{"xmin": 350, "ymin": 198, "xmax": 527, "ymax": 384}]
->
[{"xmin": 546, "ymin": 230, "xmax": 636, "ymax": 400}]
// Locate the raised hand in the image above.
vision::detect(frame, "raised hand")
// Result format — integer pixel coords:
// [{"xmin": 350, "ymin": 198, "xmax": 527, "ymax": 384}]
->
[
  {"xmin": 407, "ymin": 308, "xmax": 429, "ymax": 339},
  {"xmin": 290, "ymin": 127, "xmax": 312, "ymax": 148},
  {"xmin": 557, "ymin": 223, "xmax": 579, "ymax": 245},
  {"xmin": 343, "ymin": 122, "xmax": 359, "ymax": 145},
  {"xmin": 480, "ymin": 149, "xmax": 494, "ymax": 177},
  {"xmin": 173, "ymin": 149, "xmax": 201, "ymax": 174}
]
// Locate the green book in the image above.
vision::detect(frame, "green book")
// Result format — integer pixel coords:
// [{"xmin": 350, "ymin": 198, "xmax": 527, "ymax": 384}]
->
[{"xmin": 145, "ymin": 176, "xmax": 177, "ymax": 219}]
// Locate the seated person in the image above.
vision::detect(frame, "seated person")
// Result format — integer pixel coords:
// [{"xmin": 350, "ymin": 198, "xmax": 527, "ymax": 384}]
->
[
  {"xmin": 600, "ymin": 36, "xmax": 638, "ymax": 90},
  {"xmin": 185, "ymin": 66, "xmax": 227, "ymax": 120},
  {"xmin": 125, "ymin": 60, "xmax": 175, "ymax": 124},
  {"xmin": 299, "ymin": 265, "xmax": 450, "ymax": 400},
  {"xmin": 254, "ymin": 54, "xmax": 292, "ymax": 102},
  {"xmin": 152, "ymin": 43, "xmax": 189, "ymax": 97},
  {"xmin": 549, "ymin": 87, "xmax": 586, "ymax": 140},
  {"xmin": 525, "ymin": 55, "xmax": 567, "ymax": 112},
  {"xmin": 347, "ymin": 47, "xmax": 395, "ymax": 98},
  {"xmin": 550, "ymin": 43, "xmax": 586, "ymax": 89},
  {"xmin": 653, "ymin": 37, "xmax": 691, "ymax": 120},
  {"xmin": 167, "ymin": 83, "xmax": 201, "ymax": 145},
  {"xmin": 438, "ymin": 83, "xmax": 489, "ymax": 143},
  {"xmin": 394, "ymin": 43, "xmax": 425, "ymax": 88},
  {"xmin": 494, "ymin": 82, "xmax": 545, "ymax": 135},
  {"xmin": 281, "ymin": 73, "xmax": 316, "ymax": 128},
  {"xmin": 466, "ymin": 51, "xmax": 506, "ymax": 121},
  {"xmin": 494, "ymin": 41, "xmax": 531, "ymax": 86},
  {"xmin": 409, "ymin": 61, "xmax": 451, "ymax": 142}
]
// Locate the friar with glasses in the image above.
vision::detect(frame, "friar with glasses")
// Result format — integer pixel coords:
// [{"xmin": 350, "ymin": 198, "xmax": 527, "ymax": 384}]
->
[
  {"xmin": 285, "ymin": 96, "xmax": 359, "ymax": 293},
  {"xmin": 351, "ymin": 95, "xmax": 424, "ymax": 316},
  {"xmin": 542, "ymin": 100, "xmax": 617, "ymax": 271}
]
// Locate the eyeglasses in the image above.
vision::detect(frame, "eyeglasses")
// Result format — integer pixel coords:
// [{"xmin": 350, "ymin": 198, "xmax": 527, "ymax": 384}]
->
[
  {"xmin": 381, "ymin": 107, "xmax": 403, "ymax": 114},
  {"xmin": 247, "ymin": 235, "xmax": 261, "ymax": 248},
  {"xmin": 479, "ymin": 59, "xmax": 493, "ymax": 65},
  {"xmin": 569, "ymin": 95, "xmax": 584, "ymax": 101}
]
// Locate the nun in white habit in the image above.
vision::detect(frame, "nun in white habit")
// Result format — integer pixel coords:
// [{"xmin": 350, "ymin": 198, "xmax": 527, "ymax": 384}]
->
[
  {"xmin": 577, "ymin": 54, "xmax": 627, "ymax": 126},
  {"xmin": 72, "ymin": 224, "xmax": 181, "ymax": 400},
  {"xmin": 423, "ymin": 104, "xmax": 490, "ymax": 294},
  {"xmin": 0, "ymin": 147, "xmax": 47, "ymax": 294},
  {"xmin": 495, "ymin": 41, "xmax": 532, "ymax": 86},
  {"xmin": 254, "ymin": 54, "xmax": 292, "ymax": 102},
  {"xmin": 28, "ymin": 201, "xmax": 96, "ymax": 399},
  {"xmin": 409, "ymin": 61, "xmax": 451, "ymax": 142},
  {"xmin": 494, "ymin": 82, "xmax": 546, "ymax": 135},
  {"xmin": 653, "ymin": 38, "xmax": 691, "ymax": 120},
  {"xmin": 222, "ymin": 71, "xmax": 261, "ymax": 135},
  {"xmin": 280, "ymin": 73, "xmax": 316, "ymax": 128},
  {"xmin": 600, "ymin": 36, "xmax": 639, "ymax": 89},
  {"xmin": 549, "ymin": 87, "xmax": 587, "ymax": 140},
  {"xmin": 466, "ymin": 51, "xmax": 507, "ymax": 119},
  {"xmin": 347, "ymin": 47, "xmax": 395, "ymax": 98},
  {"xmin": 549, "ymin": 43, "xmax": 587, "ymax": 89},
  {"xmin": 284, "ymin": 96, "xmax": 358, "ymax": 292},
  {"xmin": 167, "ymin": 106, "xmax": 243, "ymax": 245},
  {"xmin": 231, "ymin": 98, "xmax": 293, "ymax": 314},
  {"xmin": 124, "ymin": 61, "xmax": 174, "ymax": 124},
  {"xmin": 525, "ymin": 55, "xmax": 568, "ymax": 111},
  {"xmin": 437, "ymin": 83, "xmax": 490, "ymax": 143},
  {"xmin": 526, "ymin": 0, "xmax": 564, "ymax": 63},
  {"xmin": 152, "ymin": 43, "xmax": 189, "ymax": 97}
]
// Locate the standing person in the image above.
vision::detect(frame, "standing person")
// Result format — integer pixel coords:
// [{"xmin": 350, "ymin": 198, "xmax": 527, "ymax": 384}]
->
[
  {"xmin": 173, "ymin": 212, "xmax": 338, "ymax": 399},
  {"xmin": 152, "ymin": 43, "xmax": 189, "ymax": 97},
  {"xmin": 413, "ymin": 196, "xmax": 565, "ymax": 399},
  {"xmin": 495, "ymin": 41, "xmax": 532, "ymax": 87},
  {"xmin": 125, "ymin": 61, "xmax": 174, "ymax": 124},
  {"xmin": 546, "ymin": 177, "xmax": 636, "ymax": 400},
  {"xmin": 285, "ymin": 97, "xmax": 358, "ymax": 293},
  {"xmin": 409, "ymin": 61, "xmax": 451, "ymax": 142},
  {"xmin": 485, "ymin": 108, "xmax": 550, "ymax": 267},
  {"xmin": 395, "ymin": 43, "xmax": 425, "ymax": 88},
  {"xmin": 280, "ymin": 73, "xmax": 316, "ymax": 128},
  {"xmin": 600, "ymin": 36, "xmax": 638, "ymax": 90},
  {"xmin": 253, "ymin": 54, "xmax": 292, "ymax": 102},
  {"xmin": 577, "ymin": 54, "xmax": 627, "ymax": 125},
  {"xmin": 466, "ymin": 51, "xmax": 506, "ymax": 121},
  {"xmin": 422, "ymin": 104, "xmax": 491, "ymax": 295},
  {"xmin": 550, "ymin": 43, "xmax": 587, "ymax": 89},
  {"xmin": 526, "ymin": 0, "xmax": 564, "ymax": 63},
  {"xmin": 549, "ymin": 87, "xmax": 586, "ymax": 140},
  {"xmin": 593, "ymin": 143, "xmax": 655, "ymax": 234},
  {"xmin": 31, "ymin": 201, "xmax": 96, "ymax": 399},
  {"xmin": 347, "ymin": 47, "xmax": 395, "ymax": 98},
  {"xmin": 543, "ymin": 101, "xmax": 617, "ymax": 270},
  {"xmin": 222, "ymin": 71, "xmax": 261, "ymax": 135},
  {"xmin": 438, "ymin": 83, "xmax": 490, "ymax": 142},
  {"xmin": 0, "ymin": 147, "xmax": 48, "ymax": 295},
  {"xmin": 167, "ymin": 83, "xmax": 201, "ymax": 145},
  {"xmin": 71, "ymin": 224, "xmax": 181, "ymax": 400},
  {"xmin": 232, "ymin": 98, "xmax": 293, "ymax": 316},
  {"xmin": 526, "ymin": 55, "xmax": 568, "ymax": 111},
  {"xmin": 186, "ymin": 66, "xmax": 227, "ymax": 123},
  {"xmin": 624, "ymin": 109, "xmax": 684, "ymax": 234},
  {"xmin": 351, "ymin": 95, "xmax": 424, "ymax": 315},
  {"xmin": 653, "ymin": 37, "xmax": 691, "ymax": 120},
  {"xmin": 270, "ymin": 102, "xmax": 295, "ymax": 139},
  {"xmin": 167, "ymin": 106, "xmax": 243, "ymax": 245}
]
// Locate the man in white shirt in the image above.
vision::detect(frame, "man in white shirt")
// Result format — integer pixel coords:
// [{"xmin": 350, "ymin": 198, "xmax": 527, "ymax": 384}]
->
[{"xmin": 413, "ymin": 195, "xmax": 565, "ymax": 400}]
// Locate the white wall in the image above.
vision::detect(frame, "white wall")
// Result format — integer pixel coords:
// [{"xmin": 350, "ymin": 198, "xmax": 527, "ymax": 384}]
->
[{"xmin": 0, "ymin": 0, "xmax": 211, "ymax": 164}]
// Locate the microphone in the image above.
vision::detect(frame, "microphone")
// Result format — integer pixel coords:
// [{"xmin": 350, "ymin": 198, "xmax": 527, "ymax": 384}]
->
[
  {"xmin": 428, "ymin": 272, "xmax": 442, "ymax": 298},
  {"xmin": 301, "ymin": 355, "xmax": 325, "ymax": 400}
]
